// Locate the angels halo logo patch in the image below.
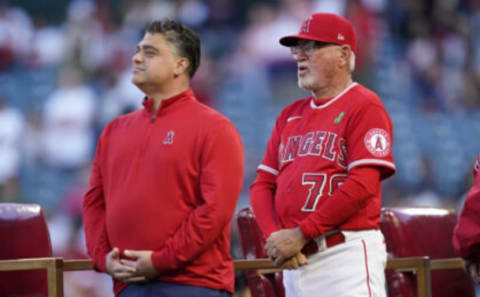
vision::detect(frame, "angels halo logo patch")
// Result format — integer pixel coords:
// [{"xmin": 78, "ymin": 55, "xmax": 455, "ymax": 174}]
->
[{"xmin": 364, "ymin": 128, "xmax": 391, "ymax": 157}]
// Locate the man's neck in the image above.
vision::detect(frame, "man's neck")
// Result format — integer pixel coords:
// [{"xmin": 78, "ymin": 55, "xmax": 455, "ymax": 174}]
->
[
  {"xmin": 312, "ymin": 76, "xmax": 353, "ymax": 100},
  {"xmin": 149, "ymin": 86, "xmax": 190, "ymax": 112},
  {"xmin": 139, "ymin": 79, "xmax": 190, "ymax": 112}
]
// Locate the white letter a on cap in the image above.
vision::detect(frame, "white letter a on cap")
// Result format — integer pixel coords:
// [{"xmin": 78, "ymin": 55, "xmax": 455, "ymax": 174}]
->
[{"xmin": 301, "ymin": 16, "xmax": 312, "ymax": 33}]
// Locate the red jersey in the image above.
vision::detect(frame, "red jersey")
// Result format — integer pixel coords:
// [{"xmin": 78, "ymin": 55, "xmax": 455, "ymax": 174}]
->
[
  {"xmin": 83, "ymin": 89, "xmax": 244, "ymax": 295},
  {"xmin": 453, "ymin": 154, "xmax": 480, "ymax": 259},
  {"xmin": 251, "ymin": 83, "xmax": 395, "ymax": 239}
]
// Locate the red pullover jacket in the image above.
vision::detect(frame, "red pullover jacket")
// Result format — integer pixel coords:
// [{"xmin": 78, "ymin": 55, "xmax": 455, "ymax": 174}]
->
[
  {"xmin": 83, "ymin": 89, "xmax": 244, "ymax": 295},
  {"xmin": 453, "ymin": 154, "xmax": 480, "ymax": 259}
]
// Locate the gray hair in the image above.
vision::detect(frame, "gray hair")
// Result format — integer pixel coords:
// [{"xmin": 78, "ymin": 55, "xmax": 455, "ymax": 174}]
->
[{"xmin": 349, "ymin": 52, "xmax": 356, "ymax": 72}]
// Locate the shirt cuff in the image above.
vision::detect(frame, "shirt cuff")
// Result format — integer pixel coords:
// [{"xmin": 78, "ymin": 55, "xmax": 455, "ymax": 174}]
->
[
  {"xmin": 93, "ymin": 251, "xmax": 108, "ymax": 273},
  {"xmin": 298, "ymin": 219, "xmax": 317, "ymax": 242},
  {"xmin": 151, "ymin": 249, "xmax": 178, "ymax": 273}
]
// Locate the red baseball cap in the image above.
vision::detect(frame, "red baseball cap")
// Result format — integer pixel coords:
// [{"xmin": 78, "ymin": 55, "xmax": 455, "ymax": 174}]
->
[{"xmin": 279, "ymin": 13, "xmax": 357, "ymax": 54}]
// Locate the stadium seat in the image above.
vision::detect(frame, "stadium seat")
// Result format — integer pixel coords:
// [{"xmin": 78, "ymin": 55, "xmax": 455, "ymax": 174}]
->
[
  {"xmin": 0, "ymin": 203, "xmax": 53, "ymax": 297},
  {"xmin": 236, "ymin": 208, "xmax": 285, "ymax": 297},
  {"xmin": 381, "ymin": 207, "xmax": 475, "ymax": 297},
  {"xmin": 237, "ymin": 206, "xmax": 472, "ymax": 297}
]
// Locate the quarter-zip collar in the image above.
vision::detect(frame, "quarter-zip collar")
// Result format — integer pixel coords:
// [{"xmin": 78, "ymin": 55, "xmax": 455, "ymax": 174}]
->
[{"xmin": 142, "ymin": 88, "xmax": 195, "ymax": 121}]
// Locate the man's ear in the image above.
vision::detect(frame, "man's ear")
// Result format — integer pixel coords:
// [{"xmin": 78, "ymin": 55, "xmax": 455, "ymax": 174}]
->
[
  {"xmin": 338, "ymin": 45, "xmax": 351, "ymax": 68},
  {"xmin": 174, "ymin": 57, "xmax": 190, "ymax": 76}
]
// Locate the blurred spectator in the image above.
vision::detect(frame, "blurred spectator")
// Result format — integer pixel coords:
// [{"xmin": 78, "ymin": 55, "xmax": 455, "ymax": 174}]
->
[
  {"xmin": 0, "ymin": 1, "xmax": 33, "ymax": 69},
  {"xmin": 65, "ymin": 0, "xmax": 112, "ymax": 74},
  {"xmin": 123, "ymin": 0, "xmax": 175, "ymax": 30},
  {"xmin": 31, "ymin": 18, "xmax": 66, "ymax": 66},
  {"xmin": 346, "ymin": 0, "xmax": 384, "ymax": 84},
  {"xmin": 239, "ymin": 0, "xmax": 307, "ymax": 67},
  {"xmin": 0, "ymin": 97, "xmax": 24, "ymax": 202},
  {"xmin": 22, "ymin": 109, "xmax": 44, "ymax": 163},
  {"xmin": 177, "ymin": 0, "xmax": 210, "ymax": 28},
  {"xmin": 42, "ymin": 67, "xmax": 96, "ymax": 171},
  {"xmin": 99, "ymin": 67, "xmax": 143, "ymax": 126},
  {"xmin": 313, "ymin": 0, "xmax": 347, "ymax": 15}
]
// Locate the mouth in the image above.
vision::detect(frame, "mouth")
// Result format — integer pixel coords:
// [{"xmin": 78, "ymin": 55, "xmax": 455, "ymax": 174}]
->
[
  {"xmin": 133, "ymin": 67, "xmax": 144, "ymax": 73},
  {"xmin": 298, "ymin": 66, "xmax": 308, "ymax": 76}
]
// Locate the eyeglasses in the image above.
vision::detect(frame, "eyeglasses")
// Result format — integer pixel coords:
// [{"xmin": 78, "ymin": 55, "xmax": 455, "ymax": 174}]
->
[{"xmin": 290, "ymin": 40, "xmax": 334, "ymax": 56}]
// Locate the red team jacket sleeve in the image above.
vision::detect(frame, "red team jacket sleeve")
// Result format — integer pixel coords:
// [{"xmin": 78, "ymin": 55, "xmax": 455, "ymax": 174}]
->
[
  {"xmin": 250, "ymin": 170, "xmax": 279, "ymax": 238},
  {"xmin": 151, "ymin": 122, "xmax": 244, "ymax": 272},
  {"xmin": 299, "ymin": 166, "xmax": 380, "ymax": 240},
  {"xmin": 453, "ymin": 155, "xmax": 480, "ymax": 259},
  {"xmin": 83, "ymin": 131, "xmax": 111, "ymax": 272},
  {"xmin": 345, "ymin": 103, "xmax": 395, "ymax": 179},
  {"xmin": 250, "ymin": 118, "xmax": 283, "ymax": 238}
]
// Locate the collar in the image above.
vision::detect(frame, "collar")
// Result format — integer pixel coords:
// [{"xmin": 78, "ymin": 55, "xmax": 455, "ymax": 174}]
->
[
  {"xmin": 310, "ymin": 82, "xmax": 357, "ymax": 109},
  {"xmin": 313, "ymin": 95, "xmax": 334, "ymax": 106},
  {"xmin": 142, "ymin": 88, "xmax": 195, "ymax": 115}
]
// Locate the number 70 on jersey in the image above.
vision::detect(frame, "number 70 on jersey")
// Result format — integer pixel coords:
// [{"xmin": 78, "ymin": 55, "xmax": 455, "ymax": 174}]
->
[{"xmin": 301, "ymin": 173, "xmax": 347, "ymax": 212}]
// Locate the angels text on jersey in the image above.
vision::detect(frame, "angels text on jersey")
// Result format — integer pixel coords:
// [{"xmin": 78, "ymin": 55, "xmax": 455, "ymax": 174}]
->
[{"xmin": 278, "ymin": 130, "xmax": 348, "ymax": 169}]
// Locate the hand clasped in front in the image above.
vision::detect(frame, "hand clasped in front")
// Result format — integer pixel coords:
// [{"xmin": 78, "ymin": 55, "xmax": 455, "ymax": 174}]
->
[
  {"xmin": 265, "ymin": 227, "xmax": 308, "ymax": 267},
  {"xmin": 106, "ymin": 248, "xmax": 159, "ymax": 282}
]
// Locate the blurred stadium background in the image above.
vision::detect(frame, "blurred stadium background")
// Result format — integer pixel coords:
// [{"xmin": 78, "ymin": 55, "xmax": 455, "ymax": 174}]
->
[{"xmin": 1, "ymin": 0, "xmax": 480, "ymax": 295}]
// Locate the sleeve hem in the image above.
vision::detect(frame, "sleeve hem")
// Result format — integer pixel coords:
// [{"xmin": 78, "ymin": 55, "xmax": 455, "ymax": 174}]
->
[
  {"xmin": 93, "ymin": 253, "xmax": 108, "ymax": 273},
  {"xmin": 299, "ymin": 220, "xmax": 316, "ymax": 241},
  {"xmin": 257, "ymin": 164, "xmax": 279, "ymax": 176},
  {"xmin": 347, "ymin": 159, "xmax": 396, "ymax": 171},
  {"xmin": 151, "ymin": 249, "xmax": 176, "ymax": 273}
]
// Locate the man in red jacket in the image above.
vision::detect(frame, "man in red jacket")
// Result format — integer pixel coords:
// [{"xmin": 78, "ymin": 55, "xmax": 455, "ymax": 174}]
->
[
  {"xmin": 453, "ymin": 154, "xmax": 480, "ymax": 282},
  {"xmin": 82, "ymin": 19, "xmax": 244, "ymax": 297}
]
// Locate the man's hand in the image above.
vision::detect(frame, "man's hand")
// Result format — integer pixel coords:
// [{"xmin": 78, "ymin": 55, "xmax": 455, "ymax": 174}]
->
[
  {"xmin": 106, "ymin": 247, "xmax": 145, "ymax": 282},
  {"xmin": 466, "ymin": 260, "xmax": 480, "ymax": 283},
  {"xmin": 120, "ymin": 250, "xmax": 159, "ymax": 280},
  {"xmin": 265, "ymin": 227, "xmax": 307, "ymax": 266},
  {"xmin": 281, "ymin": 252, "xmax": 309, "ymax": 270}
]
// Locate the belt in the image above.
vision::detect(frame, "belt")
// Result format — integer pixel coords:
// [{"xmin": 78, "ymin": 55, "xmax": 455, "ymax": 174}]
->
[{"xmin": 301, "ymin": 230, "xmax": 345, "ymax": 256}]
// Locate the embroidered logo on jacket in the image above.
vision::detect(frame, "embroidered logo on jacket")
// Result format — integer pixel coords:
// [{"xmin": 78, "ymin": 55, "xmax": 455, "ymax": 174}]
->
[
  {"xmin": 364, "ymin": 128, "xmax": 391, "ymax": 157},
  {"xmin": 163, "ymin": 131, "xmax": 175, "ymax": 144}
]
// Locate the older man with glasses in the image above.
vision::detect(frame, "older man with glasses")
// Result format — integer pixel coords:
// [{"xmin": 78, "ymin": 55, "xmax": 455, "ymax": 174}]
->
[{"xmin": 250, "ymin": 13, "xmax": 396, "ymax": 297}]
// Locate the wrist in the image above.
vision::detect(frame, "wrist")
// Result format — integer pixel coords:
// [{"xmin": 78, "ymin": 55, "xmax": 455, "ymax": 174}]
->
[{"xmin": 294, "ymin": 227, "xmax": 307, "ymax": 247}]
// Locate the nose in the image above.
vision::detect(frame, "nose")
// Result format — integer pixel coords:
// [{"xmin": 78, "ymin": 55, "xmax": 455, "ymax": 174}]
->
[
  {"xmin": 292, "ymin": 52, "xmax": 307, "ymax": 62},
  {"xmin": 132, "ymin": 51, "xmax": 143, "ymax": 64}
]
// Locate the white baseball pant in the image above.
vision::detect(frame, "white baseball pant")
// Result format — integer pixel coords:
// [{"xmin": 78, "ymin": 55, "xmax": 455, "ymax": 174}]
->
[{"xmin": 283, "ymin": 229, "xmax": 387, "ymax": 297}]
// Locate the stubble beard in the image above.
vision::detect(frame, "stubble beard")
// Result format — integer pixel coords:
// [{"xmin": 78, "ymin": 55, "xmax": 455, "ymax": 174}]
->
[{"xmin": 297, "ymin": 74, "xmax": 315, "ymax": 91}]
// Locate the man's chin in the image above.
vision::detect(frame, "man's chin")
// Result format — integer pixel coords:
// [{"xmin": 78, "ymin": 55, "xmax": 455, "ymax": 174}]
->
[
  {"xmin": 132, "ymin": 79, "xmax": 147, "ymax": 93},
  {"xmin": 132, "ymin": 77, "xmax": 144, "ymax": 86},
  {"xmin": 298, "ymin": 79, "xmax": 314, "ymax": 91}
]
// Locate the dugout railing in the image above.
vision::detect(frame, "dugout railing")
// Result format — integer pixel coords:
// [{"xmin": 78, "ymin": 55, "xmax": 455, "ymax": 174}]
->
[
  {"xmin": 0, "ymin": 256, "xmax": 466, "ymax": 297},
  {"xmin": 0, "ymin": 203, "xmax": 470, "ymax": 297}
]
